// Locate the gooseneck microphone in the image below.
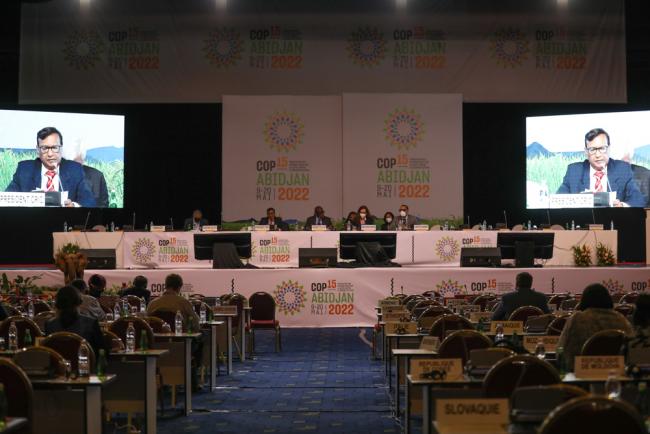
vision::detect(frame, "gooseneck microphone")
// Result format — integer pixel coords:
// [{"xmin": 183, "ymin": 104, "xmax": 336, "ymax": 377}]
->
[
  {"xmin": 503, "ymin": 210, "xmax": 508, "ymax": 229},
  {"xmin": 82, "ymin": 210, "xmax": 91, "ymax": 232}
]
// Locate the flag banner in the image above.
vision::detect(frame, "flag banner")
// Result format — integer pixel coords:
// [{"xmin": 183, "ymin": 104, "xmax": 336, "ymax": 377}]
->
[
  {"xmin": 19, "ymin": 1, "xmax": 625, "ymax": 103},
  {"xmin": 342, "ymin": 93, "xmax": 463, "ymax": 220}
]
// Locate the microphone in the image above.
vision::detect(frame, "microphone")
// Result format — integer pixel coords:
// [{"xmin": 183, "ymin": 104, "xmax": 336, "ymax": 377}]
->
[
  {"xmin": 467, "ymin": 215, "xmax": 470, "ymax": 226},
  {"xmin": 546, "ymin": 209, "xmax": 551, "ymax": 225},
  {"xmin": 82, "ymin": 210, "xmax": 91, "ymax": 232},
  {"xmin": 591, "ymin": 208, "xmax": 596, "ymax": 225},
  {"xmin": 132, "ymin": 212, "xmax": 136, "ymax": 229},
  {"xmin": 503, "ymin": 210, "xmax": 508, "ymax": 229},
  {"xmin": 169, "ymin": 217, "xmax": 174, "ymax": 230}
]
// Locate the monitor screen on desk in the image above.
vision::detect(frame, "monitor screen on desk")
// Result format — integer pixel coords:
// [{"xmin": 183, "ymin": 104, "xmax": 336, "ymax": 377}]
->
[
  {"xmin": 193, "ymin": 233, "xmax": 252, "ymax": 260},
  {"xmin": 0, "ymin": 109, "xmax": 125, "ymax": 208},
  {"xmin": 497, "ymin": 232, "xmax": 554, "ymax": 267},
  {"xmin": 339, "ymin": 232, "xmax": 397, "ymax": 260},
  {"xmin": 526, "ymin": 110, "xmax": 650, "ymax": 209}
]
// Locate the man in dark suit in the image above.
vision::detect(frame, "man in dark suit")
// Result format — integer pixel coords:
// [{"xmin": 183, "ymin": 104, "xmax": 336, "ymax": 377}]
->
[
  {"xmin": 557, "ymin": 128, "xmax": 645, "ymax": 207},
  {"xmin": 184, "ymin": 209, "xmax": 209, "ymax": 231},
  {"xmin": 5, "ymin": 127, "xmax": 96, "ymax": 207},
  {"xmin": 492, "ymin": 272, "xmax": 550, "ymax": 321},
  {"xmin": 259, "ymin": 207, "xmax": 289, "ymax": 231},
  {"xmin": 397, "ymin": 204, "xmax": 419, "ymax": 230},
  {"xmin": 119, "ymin": 275, "xmax": 151, "ymax": 304},
  {"xmin": 304, "ymin": 206, "xmax": 334, "ymax": 230}
]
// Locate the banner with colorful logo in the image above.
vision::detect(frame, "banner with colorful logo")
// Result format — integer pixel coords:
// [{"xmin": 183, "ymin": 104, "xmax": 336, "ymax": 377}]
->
[
  {"xmin": 342, "ymin": 93, "xmax": 463, "ymax": 220},
  {"xmin": 222, "ymin": 95, "xmax": 342, "ymax": 222},
  {"xmin": 19, "ymin": 2, "xmax": 625, "ymax": 103}
]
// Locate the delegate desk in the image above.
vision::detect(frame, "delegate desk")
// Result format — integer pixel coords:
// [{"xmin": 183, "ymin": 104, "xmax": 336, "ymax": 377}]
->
[
  {"xmin": 201, "ymin": 320, "xmax": 225, "ymax": 389},
  {"xmin": 211, "ymin": 313, "xmax": 235, "ymax": 374},
  {"xmin": 53, "ymin": 229, "xmax": 617, "ymax": 269}
]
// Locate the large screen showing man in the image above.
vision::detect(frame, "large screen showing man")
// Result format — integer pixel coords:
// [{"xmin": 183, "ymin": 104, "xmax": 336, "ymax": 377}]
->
[
  {"xmin": 0, "ymin": 109, "xmax": 124, "ymax": 208},
  {"xmin": 526, "ymin": 110, "xmax": 650, "ymax": 209},
  {"xmin": 557, "ymin": 128, "xmax": 645, "ymax": 207}
]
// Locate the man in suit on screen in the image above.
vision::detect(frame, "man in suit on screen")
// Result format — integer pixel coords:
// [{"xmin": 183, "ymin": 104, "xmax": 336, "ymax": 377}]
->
[
  {"xmin": 556, "ymin": 128, "xmax": 645, "ymax": 207},
  {"xmin": 5, "ymin": 127, "xmax": 96, "ymax": 207}
]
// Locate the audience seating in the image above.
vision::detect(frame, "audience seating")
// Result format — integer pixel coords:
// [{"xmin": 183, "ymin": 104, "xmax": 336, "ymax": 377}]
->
[
  {"xmin": 547, "ymin": 294, "xmax": 572, "ymax": 310},
  {"xmin": 109, "ymin": 316, "xmax": 155, "ymax": 349},
  {"xmin": 508, "ymin": 305, "xmax": 544, "ymax": 322},
  {"xmin": 511, "ymin": 384, "xmax": 587, "ymax": 424},
  {"xmin": 33, "ymin": 311, "xmax": 56, "ymax": 332},
  {"xmin": 0, "ymin": 316, "xmax": 43, "ymax": 347},
  {"xmin": 0, "ymin": 358, "xmax": 32, "ymax": 434},
  {"xmin": 619, "ymin": 292, "xmax": 641, "ymax": 305},
  {"xmin": 467, "ymin": 348, "xmax": 514, "ymax": 376},
  {"xmin": 483, "ymin": 355, "xmax": 561, "ymax": 398},
  {"xmin": 614, "ymin": 304, "xmax": 635, "ymax": 317},
  {"xmin": 428, "ymin": 314, "xmax": 474, "ymax": 340},
  {"xmin": 149, "ymin": 310, "xmax": 184, "ymax": 332},
  {"xmin": 42, "ymin": 331, "xmax": 97, "ymax": 374},
  {"xmin": 13, "ymin": 346, "xmax": 66, "ymax": 378},
  {"xmin": 144, "ymin": 316, "xmax": 168, "ymax": 333},
  {"xmin": 102, "ymin": 330, "xmax": 125, "ymax": 352},
  {"xmin": 416, "ymin": 306, "xmax": 451, "ymax": 331},
  {"xmin": 525, "ymin": 314, "xmax": 555, "ymax": 333},
  {"xmin": 472, "ymin": 294, "xmax": 497, "ymax": 312},
  {"xmin": 581, "ymin": 329, "xmax": 627, "ymax": 356},
  {"xmin": 249, "ymin": 291, "xmax": 281, "ymax": 353},
  {"xmin": 546, "ymin": 316, "xmax": 569, "ymax": 336},
  {"xmin": 437, "ymin": 330, "xmax": 492, "ymax": 365}
]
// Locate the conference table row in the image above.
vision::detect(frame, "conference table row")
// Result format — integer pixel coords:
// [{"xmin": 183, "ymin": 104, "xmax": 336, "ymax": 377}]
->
[{"xmin": 52, "ymin": 229, "xmax": 617, "ymax": 269}]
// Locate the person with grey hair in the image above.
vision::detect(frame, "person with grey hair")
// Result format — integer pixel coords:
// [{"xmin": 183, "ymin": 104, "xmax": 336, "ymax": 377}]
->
[{"xmin": 64, "ymin": 138, "xmax": 109, "ymax": 207}]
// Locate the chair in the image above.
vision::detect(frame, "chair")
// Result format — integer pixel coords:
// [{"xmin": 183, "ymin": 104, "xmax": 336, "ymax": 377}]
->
[
  {"xmin": 546, "ymin": 316, "xmax": 569, "ymax": 336},
  {"xmin": 108, "ymin": 316, "xmax": 154, "ymax": 350},
  {"xmin": 98, "ymin": 295, "xmax": 119, "ymax": 313},
  {"xmin": 509, "ymin": 305, "xmax": 545, "ymax": 322},
  {"xmin": 512, "ymin": 224, "xmax": 524, "ymax": 231},
  {"xmin": 33, "ymin": 310, "xmax": 56, "ymax": 332},
  {"xmin": 13, "ymin": 346, "xmax": 67, "ymax": 377},
  {"xmin": 411, "ymin": 300, "xmax": 439, "ymax": 320},
  {"xmin": 0, "ymin": 358, "xmax": 33, "ymax": 434},
  {"xmin": 121, "ymin": 295, "xmax": 145, "ymax": 311},
  {"xmin": 437, "ymin": 330, "xmax": 492, "ymax": 365},
  {"xmin": 149, "ymin": 310, "xmax": 180, "ymax": 331},
  {"xmin": 548, "ymin": 294, "xmax": 572, "ymax": 310},
  {"xmin": 581, "ymin": 329, "xmax": 627, "ymax": 356},
  {"xmin": 472, "ymin": 294, "xmax": 496, "ymax": 312},
  {"xmin": 539, "ymin": 396, "xmax": 647, "ymax": 434},
  {"xmin": 405, "ymin": 296, "xmax": 426, "ymax": 312},
  {"xmin": 614, "ymin": 304, "xmax": 635, "ymax": 317},
  {"xmin": 620, "ymin": 292, "xmax": 641, "ymax": 305},
  {"xmin": 417, "ymin": 306, "xmax": 452, "ymax": 331},
  {"xmin": 467, "ymin": 348, "xmax": 514, "ymax": 377},
  {"xmin": 525, "ymin": 314, "xmax": 555, "ymax": 333},
  {"xmin": 225, "ymin": 293, "xmax": 248, "ymax": 359},
  {"xmin": 102, "ymin": 330, "xmax": 124, "ymax": 352},
  {"xmin": 483, "ymin": 354, "xmax": 560, "ymax": 398},
  {"xmin": 550, "ymin": 224, "xmax": 565, "ymax": 230},
  {"xmin": 401, "ymin": 294, "xmax": 420, "ymax": 307},
  {"xmin": 0, "ymin": 316, "xmax": 43, "ymax": 347},
  {"xmin": 428, "ymin": 314, "xmax": 474, "ymax": 340},
  {"xmin": 29, "ymin": 299, "xmax": 52, "ymax": 315},
  {"xmin": 144, "ymin": 316, "xmax": 168, "ymax": 333},
  {"xmin": 560, "ymin": 299, "xmax": 579, "ymax": 311},
  {"xmin": 486, "ymin": 300, "xmax": 500, "ymax": 312},
  {"xmin": 511, "ymin": 384, "xmax": 587, "ymax": 424},
  {"xmin": 249, "ymin": 292, "xmax": 281, "ymax": 353},
  {"xmin": 41, "ymin": 331, "xmax": 97, "ymax": 375},
  {"xmin": 430, "ymin": 224, "xmax": 441, "ymax": 230},
  {"xmin": 421, "ymin": 290, "xmax": 441, "ymax": 299}
]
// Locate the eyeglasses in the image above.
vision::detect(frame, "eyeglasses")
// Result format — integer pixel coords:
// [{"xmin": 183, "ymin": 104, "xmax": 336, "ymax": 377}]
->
[
  {"xmin": 38, "ymin": 145, "xmax": 62, "ymax": 154},
  {"xmin": 586, "ymin": 146, "xmax": 608, "ymax": 155}
]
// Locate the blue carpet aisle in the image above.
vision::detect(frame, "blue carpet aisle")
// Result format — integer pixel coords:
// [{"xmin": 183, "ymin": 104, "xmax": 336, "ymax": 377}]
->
[{"xmin": 157, "ymin": 328, "xmax": 400, "ymax": 434}]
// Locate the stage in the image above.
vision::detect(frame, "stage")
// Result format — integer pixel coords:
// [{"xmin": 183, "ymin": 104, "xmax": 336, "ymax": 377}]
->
[{"xmin": 3, "ymin": 264, "xmax": 648, "ymax": 328}]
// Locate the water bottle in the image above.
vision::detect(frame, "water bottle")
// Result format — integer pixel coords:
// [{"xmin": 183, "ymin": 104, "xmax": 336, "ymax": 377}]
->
[
  {"xmin": 122, "ymin": 299, "xmax": 130, "ymax": 317},
  {"xmin": 346, "ymin": 220, "xmax": 352, "ymax": 231},
  {"xmin": 139, "ymin": 331, "xmax": 149, "ymax": 351},
  {"xmin": 130, "ymin": 304, "xmax": 138, "ymax": 315},
  {"xmin": 443, "ymin": 221, "xmax": 449, "ymax": 231},
  {"xmin": 556, "ymin": 346, "xmax": 566, "ymax": 376},
  {"xmin": 139, "ymin": 297, "xmax": 146, "ymax": 313},
  {"xmin": 7, "ymin": 322, "xmax": 17, "ymax": 350},
  {"xmin": 175, "ymin": 310, "xmax": 183, "ymax": 335},
  {"xmin": 605, "ymin": 370, "xmax": 622, "ymax": 399},
  {"xmin": 571, "ymin": 220, "xmax": 575, "ymax": 230},
  {"xmin": 63, "ymin": 221, "xmax": 68, "ymax": 232},
  {"xmin": 97, "ymin": 349, "xmax": 107, "ymax": 380},
  {"xmin": 610, "ymin": 220, "xmax": 615, "ymax": 231},
  {"xmin": 144, "ymin": 224, "xmax": 149, "ymax": 232},
  {"xmin": 535, "ymin": 341, "xmax": 546, "ymax": 360},
  {"xmin": 78, "ymin": 342, "xmax": 90, "ymax": 377},
  {"xmin": 482, "ymin": 220, "xmax": 487, "ymax": 231},
  {"xmin": 149, "ymin": 221, "xmax": 154, "ymax": 231},
  {"xmin": 113, "ymin": 303, "xmax": 121, "ymax": 321},
  {"xmin": 27, "ymin": 298, "xmax": 34, "ymax": 319},
  {"xmin": 495, "ymin": 323, "xmax": 504, "ymax": 342},
  {"xmin": 126, "ymin": 322, "xmax": 136, "ymax": 353},
  {"xmin": 527, "ymin": 220, "xmax": 532, "ymax": 230},
  {"xmin": 23, "ymin": 329, "xmax": 32, "ymax": 347},
  {"xmin": 200, "ymin": 303, "xmax": 207, "ymax": 324},
  {"xmin": 636, "ymin": 382, "xmax": 648, "ymax": 417},
  {"xmin": 110, "ymin": 221, "xmax": 115, "ymax": 232}
]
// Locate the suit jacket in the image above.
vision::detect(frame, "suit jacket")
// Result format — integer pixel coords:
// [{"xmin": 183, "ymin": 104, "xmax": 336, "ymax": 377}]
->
[
  {"xmin": 259, "ymin": 217, "xmax": 290, "ymax": 231},
  {"xmin": 83, "ymin": 165, "xmax": 109, "ymax": 208},
  {"xmin": 632, "ymin": 164, "xmax": 650, "ymax": 207},
  {"xmin": 381, "ymin": 220, "xmax": 398, "ymax": 231},
  {"xmin": 45, "ymin": 313, "xmax": 106, "ymax": 357},
  {"xmin": 183, "ymin": 217, "xmax": 209, "ymax": 231},
  {"xmin": 120, "ymin": 286, "xmax": 152, "ymax": 304},
  {"xmin": 491, "ymin": 288, "xmax": 550, "ymax": 321},
  {"xmin": 6, "ymin": 158, "xmax": 97, "ymax": 207},
  {"xmin": 557, "ymin": 159, "xmax": 646, "ymax": 207},
  {"xmin": 353, "ymin": 215, "xmax": 375, "ymax": 230},
  {"xmin": 304, "ymin": 215, "xmax": 333, "ymax": 230},
  {"xmin": 396, "ymin": 214, "xmax": 419, "ymax": 230}
]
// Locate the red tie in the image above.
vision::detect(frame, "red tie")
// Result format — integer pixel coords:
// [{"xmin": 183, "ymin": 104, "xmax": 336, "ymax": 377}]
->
[
  {"xmin": 594, "ymin": 171, "xmax": 604, "ymax": 192},
  {"xmin": 46, "ymin": 170, "xmax": 56, "ymax": 191}
]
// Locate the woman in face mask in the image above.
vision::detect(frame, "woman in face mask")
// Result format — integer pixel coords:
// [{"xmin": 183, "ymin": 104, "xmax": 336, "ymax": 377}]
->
[
  {"xmin": 381, "ymin": 211, "xmax": 397, "ymax": 231},
  {"xmin": 355, "ymin": 205, "xmax": 375, "ymax": 229}
]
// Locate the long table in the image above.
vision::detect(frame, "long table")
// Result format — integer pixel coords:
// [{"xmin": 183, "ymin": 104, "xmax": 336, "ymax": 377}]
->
[
  {"xmin": 6, "ymin": 265, "xmax": 648, "ymax": 328},
  {"xmin": 52, "ymin": 229, "xmax": 618, "ymax": 269}
]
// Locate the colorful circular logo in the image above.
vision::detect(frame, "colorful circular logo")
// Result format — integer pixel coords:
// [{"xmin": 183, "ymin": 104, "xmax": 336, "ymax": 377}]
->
[
  {"xmin": 489, "ymin": 27, "xmax": 529, "ymax": 68},
  {"xmin": 203, "ymin": 27, "xmax": 244, "ymax": 68},
  {"xmin": 131, "ymin": 238, "xmax": 156, "ymax": 264},
  {"xmin": 601, "ymin": 279, "xmax": 624, "ymax": 294},
  {"xmin": 263, "ymin": 111, "xmax": 304, "ymax": 153},
  {"xmin": 346, "ymin": 27, "xmax": 387, "ymax": 68},
  {"xmin": 273, "ymin": 280, "xmax": 307, "ymax": 315},
  {"xmin": 384, "ymin": 108, "xmax": 425, "ymax": 150},
  {"xmin": 63, "ymin": 29, "xmax": 105, "ymax": 70},
  {"xmin": 435, "ymin": 279, "xmax": 465, "ymax": 297},
  {"xmin": 435, "ymin": 237, "xmax": 460, "ymax": 262}
]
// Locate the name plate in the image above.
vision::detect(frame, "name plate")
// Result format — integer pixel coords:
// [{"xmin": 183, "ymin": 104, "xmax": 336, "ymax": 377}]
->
[
  {"xmin": 436, "ymin": 398, "xmax": 509, "ymax": 431},
  {"xmin": 523, "ymin": 335, "xmax": 559, "ymax": 353},
  {"xmin": 311, "ymin": 225, "xmax": 327, "ymax": 231},
  {"xmin": 383, "ymin": 312, "xmax": 412, "ymax": 322},
  {"xmin": 385, "ymin": 321, "xmax": 417, "ymax": 335},
  {"xmin": 456, "ymin": 304, "xmax": 481, "ymax": 313},
  {"xmin": 470, "ymin": 312, "xmax": 493, "ymax": 322},
  {"xmin": 0, "ymin": 191, "xmax": 46, "ymax": 207},
  {"xmin": 201, "ymin": 225, "xmax": 219, "ymax": 232},
  {"xmin": 445, "ymin": 298, "xmax": 466, "ymax": 307},
  {"xmin": 212, "ymin": 305, "xmax": 238, "ymax": 315},
  {"xmin": 588, "ymin": 224, "xmax": 604, "ymax": 231},
  {"xmin": 410, "ymin": 358, "xmax": 463, "ymax": 381},
  {"xmin": 489, "ymin": 321, "xmax": 524, "ymax": 334},
  {"xmin": 549, "ymin": 193, "xmax": 594, "ymax": 209},
  {"xmin": 381, "ymin": 306, "xmax": 408, "ymax": 315},
  {"xmin": 574, "ymin": 355, "xmax": 625, "ymax": 379},
  {"xmin": 150, "ymin": 225, "xmax": 166, "ymax": 232},
  {"xmin": 254, "ymin": 225, "xmax": 270, "ymax": 231},
  {"xmin": 378, "ymin": 298, "xmax": 400, "ymax": 308},
  {"xmin": 361, "ymin": 225, "xmax": 377, "ymax": 231},
  {"xmin": 414, "ymin": 224, "xmax": 429, "ymax": 231},
  {"xmin": 420, "ymin": 336, "xmax": 441, "ymax": 351}
]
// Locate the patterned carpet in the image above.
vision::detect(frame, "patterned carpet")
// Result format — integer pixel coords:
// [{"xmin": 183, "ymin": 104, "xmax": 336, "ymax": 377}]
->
[{"xmin": 156, "ymin": 327, "xmax": 400, "ymax": 434}]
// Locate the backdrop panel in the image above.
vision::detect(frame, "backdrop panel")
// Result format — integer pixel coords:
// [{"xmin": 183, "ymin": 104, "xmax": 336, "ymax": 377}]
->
[
  {"xmin": 222, "ymin": 95, "xmax": 342, "ymax": 222},
  {"xmin": 342, "ymin": 93, "xmax": 463, "ymax": 220}
]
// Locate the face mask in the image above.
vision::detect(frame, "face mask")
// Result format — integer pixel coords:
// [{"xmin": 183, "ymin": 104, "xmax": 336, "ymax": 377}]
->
[
  {"xmin": 385, "ymin": 217, "xmax": 393, "ymax": 223},
  {"xmin": 399, "ymin": 210, "xmax": 407, "ymax": 217},
  {"xmin": 359, "ymin": 213, "xmax": 367, "ymax": 219}
]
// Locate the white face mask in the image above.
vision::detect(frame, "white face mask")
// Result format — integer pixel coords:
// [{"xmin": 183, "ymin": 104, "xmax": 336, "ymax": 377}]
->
[
  {"xmin": 399, "ymin": 210, "xmax": 407, "ymax": 217},
  {"xmin": 385, "ymin": 217, "xmax": 393, "ymax": 223},
  {"xmin": 359, "ymin": 213, "xmax": 367, "ymax": 219}
]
